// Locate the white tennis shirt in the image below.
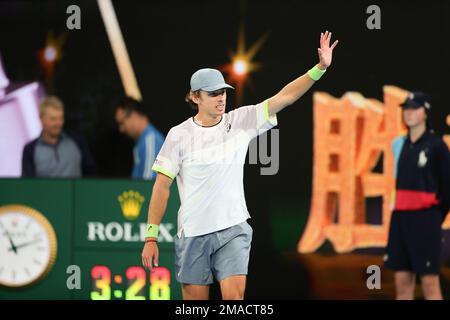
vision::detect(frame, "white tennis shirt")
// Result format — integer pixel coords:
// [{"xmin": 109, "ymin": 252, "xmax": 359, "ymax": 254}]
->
[{"xmin": 152, "ymin": 100, "xmax": 278, "ymax": 238}]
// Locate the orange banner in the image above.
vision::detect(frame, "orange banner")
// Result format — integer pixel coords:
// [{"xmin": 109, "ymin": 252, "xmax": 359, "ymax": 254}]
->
[{"xmin": 298, "ymin": 86, "xmax": 450, "ymax": 253}]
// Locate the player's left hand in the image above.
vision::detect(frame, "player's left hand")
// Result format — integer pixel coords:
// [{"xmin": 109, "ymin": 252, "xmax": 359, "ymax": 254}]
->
[{"xmin": 318, "ymin": 31, "xmax": 338, "ymax": 69}]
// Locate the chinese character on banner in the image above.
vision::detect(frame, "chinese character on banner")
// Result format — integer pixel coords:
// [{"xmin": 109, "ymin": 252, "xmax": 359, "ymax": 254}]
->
[{"xmin": 298, "ymin": 86, "xmax": 450, "ymax": 253}]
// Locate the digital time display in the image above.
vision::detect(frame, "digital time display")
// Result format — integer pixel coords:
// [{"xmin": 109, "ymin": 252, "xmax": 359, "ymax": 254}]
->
[{"xmin": 90, "ymin": 266, "xmax": 171, "ymax": 300}]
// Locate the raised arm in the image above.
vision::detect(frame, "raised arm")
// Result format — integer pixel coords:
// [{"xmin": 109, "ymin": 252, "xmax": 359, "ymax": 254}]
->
[{"xmin": 267, "ymin": 31, "xmax": 338, "ymax": 116}]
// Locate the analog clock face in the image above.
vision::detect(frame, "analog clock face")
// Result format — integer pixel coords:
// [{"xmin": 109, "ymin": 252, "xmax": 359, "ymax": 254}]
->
[{"xmin": 0, "ymin": 205, "xmax": 57, "ymax": 287}]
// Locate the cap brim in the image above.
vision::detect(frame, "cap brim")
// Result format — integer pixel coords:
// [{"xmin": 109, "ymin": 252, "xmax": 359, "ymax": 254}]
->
[
  {"xmin": 399, "ymin": 100, "xmax": 422, "ymax": 108},
  {"xmin": 202, "ymin": 83, "xmax": 234, "ymax": 92}
]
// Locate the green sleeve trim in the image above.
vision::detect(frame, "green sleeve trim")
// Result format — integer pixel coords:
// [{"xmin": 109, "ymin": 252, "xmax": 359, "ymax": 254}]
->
[
  {"xmin": 152, "ymin": 164, "xmax": 175, "ymax": 180},
  {"xmin": 263, "ymin": 100, "xmax": 270, "ymax": 122}
]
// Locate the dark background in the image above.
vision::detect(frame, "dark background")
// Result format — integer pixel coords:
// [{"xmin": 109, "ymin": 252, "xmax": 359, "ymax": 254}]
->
[{"xmin": 1, "ymin": 0, "xmax": 449, "ymax": 298}]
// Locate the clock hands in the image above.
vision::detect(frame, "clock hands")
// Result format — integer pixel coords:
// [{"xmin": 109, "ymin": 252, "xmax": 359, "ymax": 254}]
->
[
  {"xmin": 7, "ymin": 238, "xmax": 42, "ymax": 252},
  {"xmin": 2, "ymin": 223, "xmax": 44, "ymax": 253},
  {"xmin": 3, "ymin": 230, "xmax": 18, "ymax": 254}
]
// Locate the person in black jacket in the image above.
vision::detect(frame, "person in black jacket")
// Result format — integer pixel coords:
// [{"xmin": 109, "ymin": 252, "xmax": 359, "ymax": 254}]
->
[
  {"xmin": 22, "ymin": 96, "xmax": 96, "ymax": 177},
  {"xmin": 385, "ymin": 91, "xmax": 450, "ymax": 300}
]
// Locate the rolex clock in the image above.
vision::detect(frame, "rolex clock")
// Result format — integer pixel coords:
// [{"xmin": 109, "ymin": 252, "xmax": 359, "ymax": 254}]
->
[{"xmin": 0, "ymin": 205, "xmax": 57, "ymax": 288}]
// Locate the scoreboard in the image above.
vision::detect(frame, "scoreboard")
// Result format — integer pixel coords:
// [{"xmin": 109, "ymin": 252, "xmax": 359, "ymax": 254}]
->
[{"xmin": 0, "ymin": 178, "xmax": 182, "ymax": 300}]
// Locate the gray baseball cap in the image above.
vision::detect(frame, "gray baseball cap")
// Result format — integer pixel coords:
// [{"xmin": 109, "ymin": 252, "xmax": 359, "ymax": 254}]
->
[{"xmin": 190, "ymin": 68, "xmax": 234, "ymax": 92}]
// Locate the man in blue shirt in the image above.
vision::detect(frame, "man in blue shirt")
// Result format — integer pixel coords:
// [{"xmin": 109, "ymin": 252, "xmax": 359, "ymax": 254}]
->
[{"xmin": 115, "ymin": 97, "xmax": 164, "ymax": 180}]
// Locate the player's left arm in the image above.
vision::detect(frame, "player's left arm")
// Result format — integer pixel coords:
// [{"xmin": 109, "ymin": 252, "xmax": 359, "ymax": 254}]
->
[{"xmin": 267, "ymin": 31, "xmax": 338, "ymax": 116}]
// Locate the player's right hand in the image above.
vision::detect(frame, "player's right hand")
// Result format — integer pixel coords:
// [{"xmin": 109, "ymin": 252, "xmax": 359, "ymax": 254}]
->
[{"xmin": 142, "ymin": 241, "xmax": 159, "ymax": 272}]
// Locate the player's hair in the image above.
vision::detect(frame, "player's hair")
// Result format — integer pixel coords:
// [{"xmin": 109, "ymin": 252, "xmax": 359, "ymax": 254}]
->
[
  {"xmin": 39, "ymin": 96, "xmax": 64, "ymax": 116},
  {"xmin": 115, "ymin": 96, "xmax": 148, "ymax": 118},
  {"xmin": 185, "ymin": 90, "xmax": 201, "ymax": 110}
]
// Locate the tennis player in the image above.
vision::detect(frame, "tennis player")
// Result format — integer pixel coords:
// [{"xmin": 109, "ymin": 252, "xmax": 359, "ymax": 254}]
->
[{"xmin": 142, "ymin": 31, "xmax": 338, "ymax": 300}]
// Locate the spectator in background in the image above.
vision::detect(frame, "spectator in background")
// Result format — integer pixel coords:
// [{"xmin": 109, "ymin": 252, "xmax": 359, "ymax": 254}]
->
[
  {"xmin": 22, "ymin": 96, "xmax": 97, "ymax": 177},
  {"xmin": 385, "ymin": 91, "xmax": 450, "ymax": 300},
  {"xmin": 115, "ymin": 97, "xmax": 164, "ymax": 180}
]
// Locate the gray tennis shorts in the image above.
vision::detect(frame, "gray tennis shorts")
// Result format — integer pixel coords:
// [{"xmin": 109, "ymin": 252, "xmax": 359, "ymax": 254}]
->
[{"xmin": 174, "ymin": 220, "xmax": 253, "ymax": 285}]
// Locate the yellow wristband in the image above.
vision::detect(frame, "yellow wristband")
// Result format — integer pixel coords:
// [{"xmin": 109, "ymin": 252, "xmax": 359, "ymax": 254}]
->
[
  {"xmin": 307, "ymin": 65, "xmax": 327, "ymax": 81},
  {"xmin": 145, "ymin": 224, "xmax": 159, "ymax": 239}
]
